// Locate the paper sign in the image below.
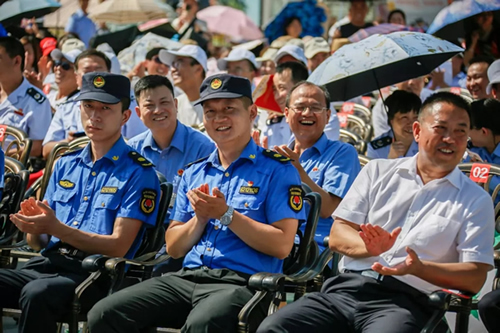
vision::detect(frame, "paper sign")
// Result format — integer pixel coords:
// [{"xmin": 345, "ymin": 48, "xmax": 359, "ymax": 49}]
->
[
  {"xmin": 341, "ymin": 102, "xmax": 354, "ymax": 114},
  {"xmin": 338, "ymin": 112, "xmax": 348, "ymax": 128},
  {"xmin": 470, "ymin": 163, "xmax": 490, "ymax": 183},
  {"xmin": 361, "ymin": 96, "xmax": 371, "ymax": 108},
  {"xmin": 0, "ymin": 125, "xmax": 7, "ymax": 142}
]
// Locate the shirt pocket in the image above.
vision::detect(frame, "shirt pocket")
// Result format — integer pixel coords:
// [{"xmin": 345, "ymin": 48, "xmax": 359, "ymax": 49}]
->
[
  {"xmin": 90, "ymin": 194, "xmax": 122, "ymax": 235},
  {"xmin": 231, "ymin": 193, "xmax": 265, "ymax": 222},
  {"xmin": 51, "ymin": 190, "xmax": 77, "ymax": 223},
  {"xmin": 412, "ymin": 214, "xmax": 461, "ymax": 256}
]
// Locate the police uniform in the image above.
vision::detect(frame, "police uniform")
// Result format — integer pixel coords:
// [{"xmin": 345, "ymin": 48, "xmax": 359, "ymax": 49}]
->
[
  {"xmin": 291, "ymin": 133, "xmax": 360, "ymax": 252},
  {"xmin": 0, "ymin": 78, "xmax": 52, "ymax": 141},
  {"xmin": 88, "ymin": 74, "xmax": 306, "ymax": 333},
  {"xmin": 0, "ymin": 73, "xmax": 160, "ymax": 333},
  {"xmin": 262, "ymin": 114, "xmax": 292, "ymax": 148},
  {"xmin": 367, "ymin": 130, "xmax": 419, "ymax": 159},
  {"xmin": 469, "ymin": 145, "xmax": 500, "ymax": 204}
]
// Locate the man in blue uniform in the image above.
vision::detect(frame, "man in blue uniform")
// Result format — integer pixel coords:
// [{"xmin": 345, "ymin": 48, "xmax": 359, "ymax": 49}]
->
[
  {"xmin": 0, "ymin": 37, "xmax": 52, "ymax": 157},
  {"xmin": 275, "ymin": 82, "xmax": 360, "ymax": 253},
  {"xmin": 88, "ymin": 74, "xmax": 306, "ymax": 332},
  {"xmin": 367, "ymin": 90, "xmax": 421, "ymax": 160},
  {"xmin": 0, "ymin": 72, "xmax": 160, "ymax": 333}
]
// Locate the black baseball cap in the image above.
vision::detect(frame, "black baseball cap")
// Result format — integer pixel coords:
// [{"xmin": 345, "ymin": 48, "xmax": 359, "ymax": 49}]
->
[
  {"xmin": 195, "ymin": 74, "xmax": 253, "ymax": 106},
  {"xmin": 76, "ymin": 72, "xmax": 130, "ymax": 104}
]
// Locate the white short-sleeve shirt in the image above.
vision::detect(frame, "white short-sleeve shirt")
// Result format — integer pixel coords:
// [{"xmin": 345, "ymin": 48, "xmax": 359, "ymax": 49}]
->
[{"xmin": 333, "ymin": 155, "xmax": 495, "ymax": 294}]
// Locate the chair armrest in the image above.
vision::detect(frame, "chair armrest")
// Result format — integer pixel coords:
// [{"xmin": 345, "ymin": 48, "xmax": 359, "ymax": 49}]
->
[
  {"xmin": 104, "ymin": 252, "xmax": 168, "ymax": 273},
  {"xmin": 0, "ymin": 237, "xmax": 27, "ymax": 249},
  {"xmin": 82, "ymin": 254, "xmax": 112, "ymax": 272},
  {"xmin": 248, "ymin": 273, "xmax": 286, "ymax": 292}
]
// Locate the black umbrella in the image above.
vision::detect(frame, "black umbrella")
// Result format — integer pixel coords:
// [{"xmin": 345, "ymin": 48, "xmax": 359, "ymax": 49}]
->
[{"xmin": 0, "ymin": 0, "xmax": 61, "ymax": 26}]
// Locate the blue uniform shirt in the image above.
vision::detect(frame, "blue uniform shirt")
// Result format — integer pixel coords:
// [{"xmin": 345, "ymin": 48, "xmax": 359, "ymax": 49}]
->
[
  {"xmin": 470, "ymin": 145, "xmax": 500, "ymax": 204},
  {"xmin": 43, "ymin": 137, "xmax": 160, "ymax": 259},
  {"xmin": 0, "ymin": 78, "xmax": 52, "ymax": 140},
  {"xmin": 292, "ymin": 134, "xmax": 360, "ymax": 251},
  {"xmin": 367, "ymin": 130, "xmax": 419, "ymax": 159},
  {"xmin": 65, "ymin": 9, "xmax": 97, "ymax": 48},
  {"xmin": 128, "ymin": 120, "xmax": 215, "ymax": 196},
  {"xmin": 172, "ymin": 139, "xmax": 306, "ymax": 275}
]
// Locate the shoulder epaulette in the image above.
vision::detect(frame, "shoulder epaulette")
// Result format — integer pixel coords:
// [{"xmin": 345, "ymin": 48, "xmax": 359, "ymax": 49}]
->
[
  {"xmin": 61, "ymin": 146, "xmax": 84, "ymax": 157},
  {"xmin": 370, "ymin": 136, "xmax": 392, "ymax": 150},
  {"xmin": 26, "ymin": 88, "xmax": 46, "ymax": 104},
  {"xmin": 128, "ymin": 151, "xmax": 154, "ymax": 167},
  {"xmin": 184, "ymin": 155, "xmax": 209, "ymax": 169},
  {"xmin": 262, "ymin": 149, "xmax": 291, "ymax": 163}
]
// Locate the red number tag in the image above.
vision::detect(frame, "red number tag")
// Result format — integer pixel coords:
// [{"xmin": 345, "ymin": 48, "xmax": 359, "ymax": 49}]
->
[
  {"xmin": 361, "ymin": 96, "xmax": 371, "ymax": 108},
  {"xmin": 341, "ymin": 102, "xmax": 354, "ymax": 114},
  {"xmin": 0, "ymin": 125, "xmax": 7, "ymax": 142},
  {"xmin": 450, "ymin": 87, "xmax": 461, "ymax": 95},
  {"xmin": 470, "ymin": 163, "xmax": 490, "ymax": 183},
  {"xmin": 338, "ymin": 112, "xmax": 348, "ymax": 128}
]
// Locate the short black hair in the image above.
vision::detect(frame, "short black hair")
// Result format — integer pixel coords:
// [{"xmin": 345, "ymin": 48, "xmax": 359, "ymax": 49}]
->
[
  {"xmin": 74, "ymin": 49, "xmax": 112, "ymax": 71},
  {"xmin": 469, "ymin": 55, "xmax": 495, "ymax": 68},
  {"xmin": 134, "ymin": 75, "xmax": 175, "ymax": 103},
  {"xmin": 146, "ymin": 47, "xmax": 165, "ymax": 60},
  {"xmin": 385, "ymin": 90, "xmax": 421, "ymax": 125},
  {"xmin": 0, "ymin": 36, "xmax": 26, "ymax": 72},
  {"xmin": 276, "ymin": 61, "xmax": 309, "ymax": 85},
  {"xmin": 120, "ymin": 97, "xmax": 131, "ymax": 112},
  {"xmin": 419, "ymin": 92, "xmax": 471, "ymax": 122},
  {"xmin": 285, "ymin": 81, "xmax": 330, "ymax": 108},
  {"xmin": 388, "ymin": 9, "xmax": 406, "ymax": 23},
  {"xmin": 470, "ymin": 99, "xmax": 500, "ymax": 134}
]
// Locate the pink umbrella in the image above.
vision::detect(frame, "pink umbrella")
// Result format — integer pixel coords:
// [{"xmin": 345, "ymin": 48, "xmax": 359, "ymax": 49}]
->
[
  {"xmin": 348, "ymin": 23, "xmax": 422, "ymax": 43},
  {"xmin": 196, "ymin": 5, "xmax": 263, "ymax": 42}
]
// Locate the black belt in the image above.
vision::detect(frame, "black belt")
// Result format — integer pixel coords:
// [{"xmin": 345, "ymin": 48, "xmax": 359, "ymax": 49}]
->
[{"xmin": 46, "ymin": 243, "xmax": 89, "ymax": 261}]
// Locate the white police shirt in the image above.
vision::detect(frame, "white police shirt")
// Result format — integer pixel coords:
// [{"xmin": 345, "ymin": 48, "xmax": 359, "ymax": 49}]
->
[
  {"xmin": 0, "ymin": 78, "xmax": 52, "ymax": 140},
  {"xmin": 334, "ymin": 155, "xmax": 494, "ymax": 294}
]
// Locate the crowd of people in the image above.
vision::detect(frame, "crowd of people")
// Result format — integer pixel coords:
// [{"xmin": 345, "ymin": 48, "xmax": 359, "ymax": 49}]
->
[{"xmin": 0, "ymin": 0, "xmax": 500, "ymax": 332}]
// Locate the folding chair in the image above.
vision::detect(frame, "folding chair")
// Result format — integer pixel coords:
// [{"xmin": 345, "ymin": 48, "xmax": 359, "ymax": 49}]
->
[
  {"xmin": 339, "ymin": 129, "xmax": 367, "ymax": 155},
  {"xmin": 0, "ymin": 126, "xmax": 32, "ymax": 168}
]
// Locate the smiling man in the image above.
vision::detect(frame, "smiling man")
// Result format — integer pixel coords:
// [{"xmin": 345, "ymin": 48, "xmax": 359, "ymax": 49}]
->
[
  {"xmin": 466, "ymin": 56, "xmax": 494, "ymax": 100},
  {"xmin": 88, "ymin": 74, "xmax": 306, "ymax": 333},
  {"xmin": 0, "ymin": 72, "xmax": 160, "ymax": 333},
  {"xmin": 258, "ymin": 92, "xmax": 494, "ymax": 333}
]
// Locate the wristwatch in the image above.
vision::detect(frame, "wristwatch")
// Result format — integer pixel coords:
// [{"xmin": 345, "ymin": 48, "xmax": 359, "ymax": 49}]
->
[{"xmin": 220, "ymin": 206, "xmax": 234, "ymax": 226}]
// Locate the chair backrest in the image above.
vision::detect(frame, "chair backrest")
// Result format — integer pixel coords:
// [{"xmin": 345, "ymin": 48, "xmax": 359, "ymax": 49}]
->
[
  {"xmin": 339, "ymin": 129, "xmax": 367, "ymax": 155},
  {"xmin": 344, "ymin": 114, "xmax": 372, "ymax": 141},
  {"xmin": 358, "ymin": 154, "xmax": 371, "ymax": 168},
  {"xmin": 332, "ymin": 102, "xmax": 372, "ymax": 124},
  {"xmin": 39, "ymin": 142, "xmax": 70, "ymax": 200},
  {"xmin": 69, "ymin": 136, "xmax": 90, "ymax": 149},
  {"xmin": 0, "ymin": 126, "xmax": 32, "ymax": 168}
]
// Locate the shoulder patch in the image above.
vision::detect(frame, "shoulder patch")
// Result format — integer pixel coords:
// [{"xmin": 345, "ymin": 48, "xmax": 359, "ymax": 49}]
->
[
  {"xmin": 288, "ymin": 186, "xmax": 303, "ymax": 212},
  {"xmin": 370, "ymin": 136, "xmax": 392, "ymax": 150},
  {"xmin": 128, "ymin": 151, "xmax": 153, "ymax": 167},
  {"xmin": 184, "ymin": 155, "xmax": 210, "ymax": 169},
  {"xmin": 262, "ymin": 149, "xmax": 291, "ymax": 163},
  {"xmin": 61, "ymin": 146, "xmax": 84, "ymax": 157},
  {"xmin": 266, "ymin": 115, "xmax": 285, "ymax": 126},
  {"xmin": 26, "ymin": 88, "xmax": 46, "ymax": 104}
]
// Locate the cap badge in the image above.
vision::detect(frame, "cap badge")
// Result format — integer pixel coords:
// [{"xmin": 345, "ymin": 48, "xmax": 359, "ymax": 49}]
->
[
  {"xmin": 210, "ymin": 78, "xmax": 222, "ymax": 90},
  {"xmin": 93, "ymin": 76, "xmax": 105, "ymax": 88}
]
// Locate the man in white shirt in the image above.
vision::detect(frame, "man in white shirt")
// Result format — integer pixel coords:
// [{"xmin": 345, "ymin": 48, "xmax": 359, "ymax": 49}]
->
[
  {"xmin": 372, "ymin": 76, "xmax": 434, "ymax": 137},
  {"xmin": 159, "ymin": 45, "xmax": 207, "ymax": 128},
  {"xmin": 257, "ymin": 92, "xmax": 494, "ymax": 333}
]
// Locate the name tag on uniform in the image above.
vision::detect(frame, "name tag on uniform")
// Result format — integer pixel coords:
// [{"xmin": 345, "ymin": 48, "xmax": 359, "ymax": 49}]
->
[
  {"xmin": 239, "ymin": 186, "xmax": 259, "ymax": 195},
  {"xmin": 101, "ymin": 186, "xmax": 118, "ymax": 194}
]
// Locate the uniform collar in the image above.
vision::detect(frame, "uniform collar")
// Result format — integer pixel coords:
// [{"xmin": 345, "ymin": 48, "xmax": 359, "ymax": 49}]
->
[
  {"xmin": 8, "ymin": 78, "xmax": 30, "ymax": 104},
  {"xmin": 78, "ymin": 136, "xmax": 128, "ymax": 166},
  {"xmin": 492, "ymin": 143, "xmax": 500, "ymax": 159},
  {"xmin": 75, "ymin": 9, "xmax": 87, "ymax": 18},
  {"xmin": 143, "ymin": 121, "xmax": 186, "ymax": 153},
  {"xmin": 396, "ymin": 154, "xmax": 462, "ymax": 190},
  {"xmin": 207, "ymin": 139, "xmax": 258, "ymax": 167},
  {"xmin": 289, "ymin": 133, "xmax": 328, "ymax": 154}
]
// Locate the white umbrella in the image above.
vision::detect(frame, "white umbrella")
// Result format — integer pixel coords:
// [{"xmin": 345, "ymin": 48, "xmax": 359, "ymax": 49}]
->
[
  {"xmin": 89, "ymin": 0, "xmax": 168, "ymax": 24},
  {"xmin": 44, "ymin": 0, "xmax": 100, "ymax": 29}
]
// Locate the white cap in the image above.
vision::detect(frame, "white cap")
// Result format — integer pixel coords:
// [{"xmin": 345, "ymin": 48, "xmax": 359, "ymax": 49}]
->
[
  {"xmin": 305, "ymin": 37, "xmax": 330, "ymax": 59},
  {"xmin": 274, "ymin": 44, "xmax": 307, "ymax": 66},
  {"xmin": 256, "ymin": 48, "xmax": 278, "ymax": 62},
  {"xmin": 217, "ymin": 48, "xmax": 258, "ymax": 71},
  {"xmin": 50, "ymin": 48, "xmax": 82, "ymax": 64},
  {"xmin": 487, "ymin": 59, "xmax": 500, "ymax": 94},
  {"xmin": 159, "ymin": 45, "xmax": 208, "ymax": 72},
  {"xmin": 61, "ymin": 38, "xmax": 86, "ymax": 54}
]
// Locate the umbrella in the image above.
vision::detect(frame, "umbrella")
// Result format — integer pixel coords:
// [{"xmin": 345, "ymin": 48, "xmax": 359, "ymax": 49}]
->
[
  {"xmin": 0, "ymin": 0, "xmax": 61, "ymax": 26},
  {"xmin": 196, "ymin": 5, "xmax": 263, "ymax": 42},
  {"xmin": 88, "ymin": 0, "xmax": 167, "ymax": 24},
  {"xmin": 427, "ymin": 0, "xmax": 500, "ymax": 40},
  {"xmin": 308, "ymin": 31, "xmax": 463, "ymax": 102},
  {"xmin": 138, "ymin": 18, "xmax": 177, "ymax": 39},
  {"xmin": 348, "ymin": 23, "xmax": 422, "ymax": 43},
  {"xmin": 264, "ymin": 0, "xmax": 327, "ymax": 43}
]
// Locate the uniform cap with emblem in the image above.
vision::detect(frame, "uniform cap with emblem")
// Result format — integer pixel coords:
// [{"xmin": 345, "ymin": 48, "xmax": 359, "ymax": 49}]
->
[
  {"xmin": 76, "ymin": 72, "xmax": 130, "ymax": 104},
  {"xmin": 195, "ymin": 74, "xmax": 253, "ymax": 105}
]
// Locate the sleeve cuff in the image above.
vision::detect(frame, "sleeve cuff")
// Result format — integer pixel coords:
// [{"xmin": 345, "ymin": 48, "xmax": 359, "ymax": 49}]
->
[{"xmin": 333, "ymin": 206, "xmax": 367, "ymax": 225}]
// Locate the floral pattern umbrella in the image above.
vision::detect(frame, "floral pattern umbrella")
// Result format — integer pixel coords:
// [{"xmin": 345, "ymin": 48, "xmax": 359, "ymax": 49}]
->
[{"xmin": 308, "ymin": 31, "xmax": 463, "ymax": 101}]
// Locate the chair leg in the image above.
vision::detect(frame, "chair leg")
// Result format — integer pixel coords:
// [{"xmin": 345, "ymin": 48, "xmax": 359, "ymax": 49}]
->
[{"xmin": 454, "ymin": 311, "xmax": 470, "ymax": 333}]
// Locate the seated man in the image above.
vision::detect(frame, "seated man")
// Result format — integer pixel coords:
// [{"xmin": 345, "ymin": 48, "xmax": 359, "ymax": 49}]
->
[
  {"xmin": 0, "ymin": 72, "xmax": 160, "ymax": 333},
  {"xmin": 87, "ymin": 74, "xmax": 306, "ymax": 332},
  {"xmin": 257, "ymin": 92, "xmax": 494, "ymax": 333},
  {"xmin": 275, "ymin": 81, "xmax": 360, "ymax": 252},
  {"xmin": 367, "ymin": 90, "xmax": 421, "ymax": 159}
]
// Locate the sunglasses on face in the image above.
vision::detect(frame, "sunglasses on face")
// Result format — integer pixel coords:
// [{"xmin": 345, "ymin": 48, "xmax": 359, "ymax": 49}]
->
[
  {"xmin": 152, "ymin": 56, "xmax": 163, "ymax": 65},
  {"xmin": 53, "ymin": 60, "xmax": 72, "ymax": 71}
]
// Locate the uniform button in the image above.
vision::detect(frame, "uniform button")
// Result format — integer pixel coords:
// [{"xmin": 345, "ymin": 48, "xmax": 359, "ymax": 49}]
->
[
  {"xmin": 207, "ymin": 248, "xmax": 212, "ymax": 252},
  {"xmin": 224, "ymin": 172, "xmax": 230, "ymax": 177},
  {"xmin": 73, "ymin": 221, "xmax": 79, "ymax": 226},
  {"xmin": 83, "ymin": 196, "xmax": 88, "ymax": 201},
  {"xmin": 101, "ymin": 202, "xmax": 105, "ymax": 207},
  {"xmin": 214, "ymin": 225, "xmax": 219, "ymax": 230},
  {"xmin": 91, "ymin": 171, "xmax": 97, "ymax": 176},
  {"xmin": 244, "ymin": 202, "xmax": 249, "ymax": 208}
]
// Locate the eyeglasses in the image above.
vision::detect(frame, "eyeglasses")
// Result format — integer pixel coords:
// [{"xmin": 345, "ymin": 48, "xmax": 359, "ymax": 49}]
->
[
  {"xmin": 53, "ymin": 60, "xmax": 72, "ymax": 71},
  {"xmin": 151, "ymin": 56, "xmax": 163, "ymax": 65},
  {"xmin": 289, "ymin": 105, "xmax": 327, "ymax": 114},
  {"xmin": 172, "ymin": 58, "xmax": 197, "ymax": 69}
]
